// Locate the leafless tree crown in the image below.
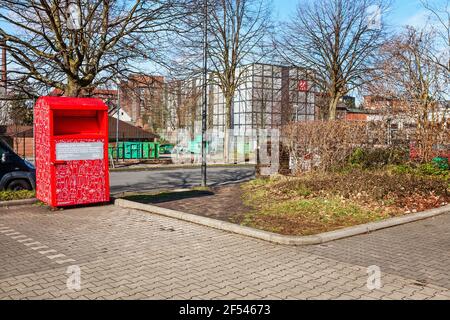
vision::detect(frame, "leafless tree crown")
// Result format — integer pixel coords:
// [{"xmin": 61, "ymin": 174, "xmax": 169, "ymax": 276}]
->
[
  {"xmin": 172, "ymin": 0, "xmax": 273, "ymax": 129},
  {"xmin": 277, "ymin": 0, "xmax": 390, "ymax": 119},
  {"xmin": 0, "ymin": 0, "xmax": 190, "ymax": 97}
]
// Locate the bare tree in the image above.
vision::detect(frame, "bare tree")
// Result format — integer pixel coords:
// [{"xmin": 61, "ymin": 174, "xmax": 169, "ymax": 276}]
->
[
  {"xmin": 277, "ymin": 0, "xmax": 390, "ymax": 120},
  {"xmin": 172, "ymin": 0, "xmax": 273, "ymax": 161},
  {"xmin": 207, "ymin": 0, "xmax": 272, "ymax": 130},
  {"xmin": 421, "ymin": 0, "xmax": 450, "ymax": 73},
  {"xmin": 0, "ymin": 0, "xmax": 189, "ymax": 97},
  {"xmin": 375, "ymin": 27, "xmax": 448, "ymax": 161},
  {"xmin": 174, "ymin": 1, "xmax": 273, "ymax": 118}
]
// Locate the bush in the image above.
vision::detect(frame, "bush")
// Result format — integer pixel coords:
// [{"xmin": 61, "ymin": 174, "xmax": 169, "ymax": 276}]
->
[
  {"xmin": 349, "ymin": 147, "xmax": 409, "ymax": 168},
  {"xmin": 431, "ymin": 157, "xmax": 449, "ymax": 170},
  {"xmin": 255, "ymin": 169, "xmax": 449, "ymax": 207},
  {"xmin": 0, "ymin": 190, "xmax": 35, "ymax": 201},
  {"xmin": 418, "ymin": 163, "xmax": 449, "ymax": 177},
  {"xmin": 282, "ymin": 121, "xmax": 387, "ymax": 173},
  {"xmin": 391, "ymin": 162, "xmax": 449, "ymax": 180},
  {"xmin": 241, "ymin": 169, "xmax": 450, "ymax": 235}
]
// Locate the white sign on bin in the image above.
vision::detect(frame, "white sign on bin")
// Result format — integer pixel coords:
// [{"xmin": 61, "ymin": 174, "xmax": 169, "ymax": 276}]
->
[{"xmin": 56, "ymin": 142, "xmax": 104, "ymax": 161}]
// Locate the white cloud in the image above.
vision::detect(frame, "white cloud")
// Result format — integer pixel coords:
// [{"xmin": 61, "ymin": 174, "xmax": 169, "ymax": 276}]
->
[{"xmin": 402, "ymin": 9, "xmax": 432, "ymax": 28}]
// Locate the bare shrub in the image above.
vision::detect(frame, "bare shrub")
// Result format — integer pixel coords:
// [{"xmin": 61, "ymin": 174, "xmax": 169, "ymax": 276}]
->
[
  {"xmin": 414, "ymin": 118, "xmax": 450, "ymax": 162},
  {"xmin": 371, "ymin": 27, "xmax": 449, "ymax": 162},
  {"xmin": 282, "ymin": 120, "xmax": 387, "ymax": 173}
]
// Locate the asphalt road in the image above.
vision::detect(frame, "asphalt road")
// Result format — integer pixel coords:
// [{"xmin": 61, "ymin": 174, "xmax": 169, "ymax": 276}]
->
[{"xmin": 109, "ymin": 166, "xmax": 255, "ymax": 195}]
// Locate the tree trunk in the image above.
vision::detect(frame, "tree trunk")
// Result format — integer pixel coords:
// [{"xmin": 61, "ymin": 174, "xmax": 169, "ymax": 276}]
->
[
  {"xmin": 65, "ymin": 78, "xmax": 82, "ymax": 97},
  {"xmin": 223, "ymin": 94, "xmax": 233, "ymax": 163},
  {"xmin": 328, "ymin": 96, "xmax": 340, "ymax": 120}
]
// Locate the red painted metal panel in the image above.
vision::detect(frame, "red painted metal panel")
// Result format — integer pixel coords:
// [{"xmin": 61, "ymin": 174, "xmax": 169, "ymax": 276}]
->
[
  {"xmin": 34, "ymin": 96, "xmax": 109, "ymax": 207},
  {"xmin": 40, "ymin": 96, "xmax": 108, "ymax": 110},
  {"xmin": 34, "ymin": 98, "xmax": 52, "ymax": 205}
]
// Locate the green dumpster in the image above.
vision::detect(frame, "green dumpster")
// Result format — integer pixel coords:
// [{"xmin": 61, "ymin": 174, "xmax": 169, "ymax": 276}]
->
[
  {"xmin": 142, "ymin": 142, "xmax": 159, "ymax": 159},
  {"xmin": 109, "ymin": 142, "xmax": 159, "ymax": 159}
]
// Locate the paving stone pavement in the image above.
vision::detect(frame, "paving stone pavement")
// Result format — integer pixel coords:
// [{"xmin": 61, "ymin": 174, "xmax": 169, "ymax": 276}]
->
[
  {"xmin": 0, "ymin": 204, "xmax": 449, "ymax": 300},
  {"xmin": 136, "ymin": 185, "xmax": 250, "ymax": 222}
]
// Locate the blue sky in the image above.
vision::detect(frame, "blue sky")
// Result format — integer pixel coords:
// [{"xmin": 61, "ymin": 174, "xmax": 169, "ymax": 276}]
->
[{"xmin": 275, "ymin": 0, "xmax": 446, "ymax": 29}]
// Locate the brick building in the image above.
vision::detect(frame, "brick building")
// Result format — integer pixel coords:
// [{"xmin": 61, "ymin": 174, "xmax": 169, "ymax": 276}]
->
[{"xmin": 119, "ymin": 75, "xmax": 167, "ymax": 132}]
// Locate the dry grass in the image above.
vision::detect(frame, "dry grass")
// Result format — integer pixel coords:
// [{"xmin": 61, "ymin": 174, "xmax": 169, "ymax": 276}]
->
[{"xmin": 240, "ymin": 168, "xmax": 449, "ymax": 236}]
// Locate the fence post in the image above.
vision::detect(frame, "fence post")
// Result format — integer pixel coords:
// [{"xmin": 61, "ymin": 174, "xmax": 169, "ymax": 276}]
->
[{"xmin": 122, "ymin": 133, "xmax": 125, "ymax": 161}]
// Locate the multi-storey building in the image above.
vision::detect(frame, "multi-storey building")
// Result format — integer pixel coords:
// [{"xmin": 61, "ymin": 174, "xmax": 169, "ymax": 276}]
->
[
  {"xmin": 119, "ymin": 75, "xmax": 167, "ymax": 132},
  {"xmin": 166, "ymin": 63, "xmax": 317, "ymax": 136}
]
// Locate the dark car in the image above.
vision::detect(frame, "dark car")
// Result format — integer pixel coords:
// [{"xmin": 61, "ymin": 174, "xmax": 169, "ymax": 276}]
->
[{"xmin": 0, "ymin": 138, "xmax": 36, "ymax": 191}]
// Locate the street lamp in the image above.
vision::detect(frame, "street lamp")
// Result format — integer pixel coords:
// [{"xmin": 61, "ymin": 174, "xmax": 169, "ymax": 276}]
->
[
  {"xmin": 201, "ymin": 0, "xmax": 208, "ymax": 187},
  {"xmin": 116, "ymin": 79, "xmax": 121, "ymax": 161}
]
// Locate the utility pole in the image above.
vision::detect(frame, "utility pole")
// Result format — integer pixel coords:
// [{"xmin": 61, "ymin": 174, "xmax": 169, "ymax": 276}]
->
[
  {"xmin": 201, "ymin": 0, "xmax": 208, "ymax": 187},
  {"xmin": 116, "ymin": 80, "xmax": 121, "ymax": 161}
]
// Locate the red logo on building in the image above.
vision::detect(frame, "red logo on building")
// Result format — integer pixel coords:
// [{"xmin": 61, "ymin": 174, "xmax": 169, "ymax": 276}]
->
[{"xmin": 298, "ymin": 80, "xmax": 308, "ymax": 92}]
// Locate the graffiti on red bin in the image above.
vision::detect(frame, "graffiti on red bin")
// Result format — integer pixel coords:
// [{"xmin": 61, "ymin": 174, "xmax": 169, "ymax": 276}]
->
[
  {"xmin": 34, "ymin": 100, "xmax": 52, "ymax": 205},
  {"xmin": 54, "ymin": 139, "xmax": 108, "ymax": 206}
]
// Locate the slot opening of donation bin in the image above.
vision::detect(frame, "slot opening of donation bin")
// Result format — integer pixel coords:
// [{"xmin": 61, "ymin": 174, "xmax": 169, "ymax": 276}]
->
[{"xmin": 53, "ymin": 109, "xmax": 103, "ymax": 136}]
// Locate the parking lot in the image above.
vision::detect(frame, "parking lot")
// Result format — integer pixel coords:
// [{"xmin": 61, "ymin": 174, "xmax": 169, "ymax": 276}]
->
[{"xmin": 1, "ymin": 203, "xmax": 449, "ymax": 300}]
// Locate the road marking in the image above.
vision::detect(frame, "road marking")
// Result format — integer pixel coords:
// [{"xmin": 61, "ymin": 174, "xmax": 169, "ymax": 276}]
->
[
  {"xmin": 38, "ymin": 249, "xmax": 57, "ymax": 255},
  {"xmin": 0, "ymin": 223, "xmax": 78, "ymax": 268},
  {"xmin": 47, "ymin": 253, "xmax": 66, "ymax": 260},
  {"xmin": 31, "ymin": 245, "xmax": 48, "ymax": 250},
  {"xmin": 4, "ymin": 231, "xmax": 20, "ymax": 236},
  {"xmin": 55, "ymin": 259, "xmax": 76, "ymax": 265},
  {"xmin": 11, "ymin": 235, "xmax": 27, "ymax": 239},
  {"xmin": 24, "ymin": 241, "xmax": 41, "ymax": 247}
]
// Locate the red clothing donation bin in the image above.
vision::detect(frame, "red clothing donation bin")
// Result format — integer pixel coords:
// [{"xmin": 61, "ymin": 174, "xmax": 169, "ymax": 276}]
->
[{"xmin": 34, "ymin": 96, "xmax": 110, "ymax": 207}]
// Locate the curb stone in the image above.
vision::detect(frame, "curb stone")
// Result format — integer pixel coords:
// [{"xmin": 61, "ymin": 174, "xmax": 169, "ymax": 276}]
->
[
  {"xmin": 114, "ymin": 198, "xmax": 450, "ymax": 245},
  {"xmin": 0, "ymin": 198, "xmax": 38, "ymax": 208}
]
